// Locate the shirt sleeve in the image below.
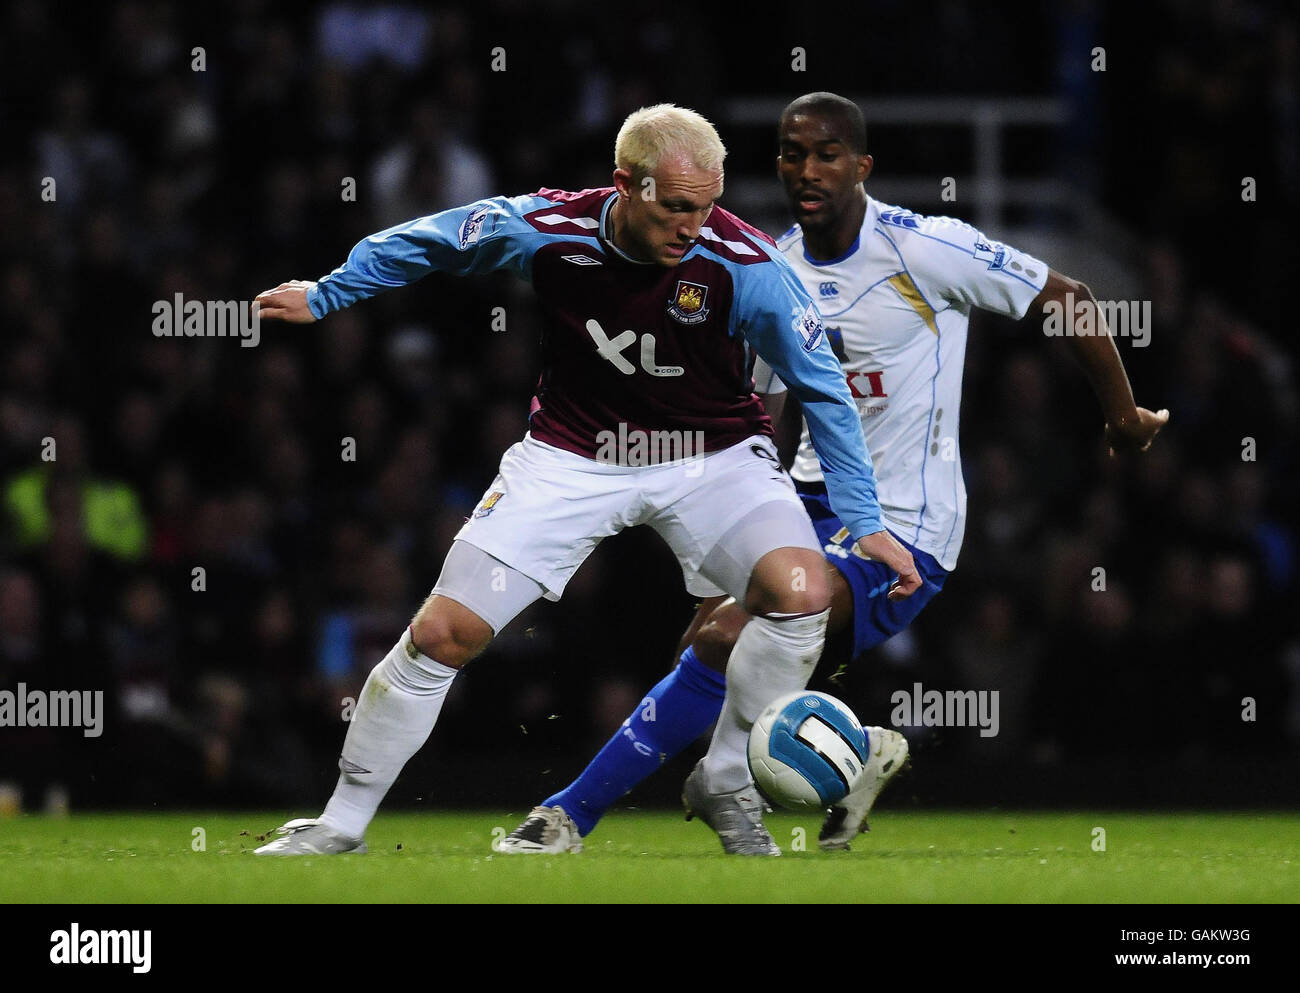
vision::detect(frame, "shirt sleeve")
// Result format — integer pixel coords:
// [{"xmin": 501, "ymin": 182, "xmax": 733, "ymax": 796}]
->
[
  {"xmin": 307, "ymin": 194, "xmax": 552, "ymax": 318},
  {"xmin": 733, "ymin": 253, "xmax": 883, "ymax": 541},
  {"xmin": 879, "ymin": 209, "xmax": 1050, "ymax": 320}
]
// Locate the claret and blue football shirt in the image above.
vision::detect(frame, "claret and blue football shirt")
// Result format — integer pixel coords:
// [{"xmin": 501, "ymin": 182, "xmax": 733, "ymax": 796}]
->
[{"xmin": 306, "ymin": 188, "xmax": 887, "ymax": 540}]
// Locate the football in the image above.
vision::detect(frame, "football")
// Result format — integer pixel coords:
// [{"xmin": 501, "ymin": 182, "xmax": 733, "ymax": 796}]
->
[{"xmin": 748, "ymin": 690, "xmax": 869, "ymax": 810}]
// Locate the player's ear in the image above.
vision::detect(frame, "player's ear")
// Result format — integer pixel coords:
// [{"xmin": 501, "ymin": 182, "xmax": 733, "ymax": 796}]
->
[
  {"xmin": 859, "ymin": 154, "xmax": 874, "ymax": 184},
  {"xmin": 613, "ymin": 168, "xmax": 634, "ymax": 199}
]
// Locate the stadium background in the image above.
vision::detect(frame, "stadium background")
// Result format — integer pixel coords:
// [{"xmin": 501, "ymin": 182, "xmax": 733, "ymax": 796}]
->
[{"xmin": 1, "ymin": 0, "xmax": 1296, "ymax": 816}]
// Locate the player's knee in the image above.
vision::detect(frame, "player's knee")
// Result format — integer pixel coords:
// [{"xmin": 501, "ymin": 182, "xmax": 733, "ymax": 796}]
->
[
  {"xmin": 744, "ymin": 551, "xmax": 830, "ymax": 616},
  {"xmin": 693, "ymin": 606, "xmax": 750, "ymax": 673},
  {"xmin": 409, "ymin": 600, "xmax": 492, "ymax": 668},
  {"xmin": 408, "ymin": 612, "xmax": 462, "ymax": 666}
]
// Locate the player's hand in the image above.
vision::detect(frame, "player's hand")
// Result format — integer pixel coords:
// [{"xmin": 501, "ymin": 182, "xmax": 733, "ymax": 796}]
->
[
  {"xmin": 1105, "ymin": 406, "xmax": 1169, "ymax": 456},
  {"xmin": 254, "ymin": 280, "xmax": 318, "ymax": 323},
  {"xmin": 854, "ymin": 530, "xmax": 922, "ymax": 600}
]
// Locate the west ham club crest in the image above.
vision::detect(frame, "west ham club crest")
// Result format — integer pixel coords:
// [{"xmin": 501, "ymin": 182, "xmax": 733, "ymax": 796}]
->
[{"xmin": 667, "ymin": 280, "xmax": 710, "ymax": 324}]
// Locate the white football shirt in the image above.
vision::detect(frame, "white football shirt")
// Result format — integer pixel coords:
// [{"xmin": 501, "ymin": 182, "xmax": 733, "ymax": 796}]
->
[{"xmin": 752, "ymin": 196, "xmax": 1049, "ymax": 570}]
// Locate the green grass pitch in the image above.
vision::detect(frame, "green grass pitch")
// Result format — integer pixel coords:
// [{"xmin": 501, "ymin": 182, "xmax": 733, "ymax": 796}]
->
[{"xmin": 1, "ymin": 810, "xmax": 1294, "ymax": 903}]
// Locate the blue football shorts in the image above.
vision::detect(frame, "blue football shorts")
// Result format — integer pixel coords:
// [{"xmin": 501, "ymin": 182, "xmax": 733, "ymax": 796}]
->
[{"xmin": 796, "ymin": 481, "xmax": 949, "ymax": 662}]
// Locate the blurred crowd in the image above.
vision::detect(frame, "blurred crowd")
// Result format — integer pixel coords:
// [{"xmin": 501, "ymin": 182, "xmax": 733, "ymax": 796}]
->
[{"xmin": 1, "ymin": 0, "xmax": 1296, "ymax": 812}]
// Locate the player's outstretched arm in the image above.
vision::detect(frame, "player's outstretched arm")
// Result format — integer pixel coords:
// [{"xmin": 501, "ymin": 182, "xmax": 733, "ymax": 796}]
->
[
  {"xmin": 257, "ymin": 196, "xmax": 549, "ymax": 324},
  {"xmin": 253, "ymin": 280, "xmax": 318, "ymax": 323},
  {"xmin": 1031, "ymin": 269, "xmax": 1169, "ymax": 455}
]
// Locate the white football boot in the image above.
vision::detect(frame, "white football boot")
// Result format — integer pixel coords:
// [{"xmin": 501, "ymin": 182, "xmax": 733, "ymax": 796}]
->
[
  {"xmin": 253, "ymin": 818, "xmax": 367, "ymax": 855},
  {"xmin": 818, "ymin": 727, "xmax": 909, "ymax": 851},
  {"xmin": 683, "ymin": 759, "xmax": 780, "ymax": 856},
  {"xmin": 495, "ymin": 805, "xmax": 584, "ymax": 854}
]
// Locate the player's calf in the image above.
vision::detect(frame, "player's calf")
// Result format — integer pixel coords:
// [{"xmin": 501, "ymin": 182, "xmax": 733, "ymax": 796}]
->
[
  {"xmin": 693, "ymin": 602, "xmax": 829, "ymax": 853},
  {"xmin": 691, "ymin": 599, "xmax": 751, "ymax": 672}
]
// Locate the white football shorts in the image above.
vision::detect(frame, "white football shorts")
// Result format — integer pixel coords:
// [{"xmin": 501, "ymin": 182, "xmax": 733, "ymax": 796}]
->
[{"xmin": 453, "ymin": 432, "xmax": 820, "ymax": 603}]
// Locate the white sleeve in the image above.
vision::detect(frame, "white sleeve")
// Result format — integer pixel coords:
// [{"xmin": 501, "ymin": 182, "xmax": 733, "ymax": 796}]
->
[
  {"xmin": 881, "ymin": 210, "xmax": 1049, "ymax": 319},
  {"xmin": 750, "ymin": 352, "xmax": 788, "ymax": 395}
]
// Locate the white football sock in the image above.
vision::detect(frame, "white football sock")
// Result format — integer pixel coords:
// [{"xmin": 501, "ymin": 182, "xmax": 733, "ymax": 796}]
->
[
  {"xmin": 318, "ymin": 627, "xmax": 458, "ymax": 839},
  {"xmin": 702, "ymin": 608, "xmax": 829, "ymax": 793}
]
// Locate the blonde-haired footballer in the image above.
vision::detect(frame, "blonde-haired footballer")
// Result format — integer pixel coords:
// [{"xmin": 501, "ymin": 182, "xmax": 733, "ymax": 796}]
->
[
  {"xmin": 251, "ymin": 103, "xmax": 918, "ymax": 856},
  {"xmin": 615, "ymin": 102, "xmax": 727, "ymax": 177}
]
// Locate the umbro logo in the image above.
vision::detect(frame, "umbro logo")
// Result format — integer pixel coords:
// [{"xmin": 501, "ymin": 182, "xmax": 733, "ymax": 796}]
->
[{"xmin": 562, "ymin": 254, "xmax": 602, "ymax": 266}]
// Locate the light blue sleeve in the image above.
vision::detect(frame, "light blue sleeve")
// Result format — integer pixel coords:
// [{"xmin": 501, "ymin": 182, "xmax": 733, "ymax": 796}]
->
[
  {"xmin": 733, "ymin": 253, "xmax": 883, "ymax": 541},
  {"xmin": 306, "ymin": 193, "xmax": 556, "ymax": 318}
]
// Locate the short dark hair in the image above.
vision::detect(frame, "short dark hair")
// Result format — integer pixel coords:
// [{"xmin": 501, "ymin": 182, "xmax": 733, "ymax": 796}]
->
[{"xmin": 779, "ymin": 92, "xmax": 867, "ymax": 155}]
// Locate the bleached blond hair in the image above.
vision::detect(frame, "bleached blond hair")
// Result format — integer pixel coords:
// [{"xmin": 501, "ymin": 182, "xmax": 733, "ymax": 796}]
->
[{"xmin": 614, "ymin": 104, "xmax": 726, "ymax": 179}]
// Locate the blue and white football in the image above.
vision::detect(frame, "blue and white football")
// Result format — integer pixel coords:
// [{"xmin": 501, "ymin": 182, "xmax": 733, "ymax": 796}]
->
[{"xmin": 748, "ymin": 691, "xmax": 869, "ymax": 810}]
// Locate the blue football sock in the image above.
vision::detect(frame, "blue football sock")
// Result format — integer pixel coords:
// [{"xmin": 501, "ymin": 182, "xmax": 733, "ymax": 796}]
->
[{"xmin": 544, "ymin": 646, "xmax": 727, "ymax": 835}]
